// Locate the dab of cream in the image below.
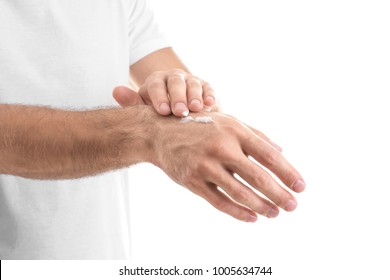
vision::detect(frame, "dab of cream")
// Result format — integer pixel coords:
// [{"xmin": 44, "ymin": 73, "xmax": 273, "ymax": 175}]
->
[{"xmin": 180, "ymin": 116, "xmax": 214, "ymax": 124}]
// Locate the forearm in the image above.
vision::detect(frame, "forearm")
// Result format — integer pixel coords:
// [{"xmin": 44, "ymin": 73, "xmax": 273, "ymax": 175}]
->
[{"xmin": 0, "ymin": 104, "xmax": 154, "ymax": 179}]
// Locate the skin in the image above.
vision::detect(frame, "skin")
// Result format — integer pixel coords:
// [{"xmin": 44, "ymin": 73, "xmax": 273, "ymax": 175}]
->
[
  {"xmin": 0, "ymin": 104, "xmax": 304, "ymax": 222},
  {"xmin": 0, "ymin": 47, "xmax": 305, "ymax": 222},
  {"xmin": 0, "ymin": 104, "xmax": 151, "ymax": 179},
  {"xmin": 149, "ymin": 110, "xmax": 305, "ymax": 222},
  {"xmin": 113, "ymin": 48, "xmax": 218, "ymax": 116}
]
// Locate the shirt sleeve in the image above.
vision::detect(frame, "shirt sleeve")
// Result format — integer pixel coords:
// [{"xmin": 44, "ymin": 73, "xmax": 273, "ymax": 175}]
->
[{"xmin": 127, "ymin": 0, "xmax": 171, "ymax": 66}]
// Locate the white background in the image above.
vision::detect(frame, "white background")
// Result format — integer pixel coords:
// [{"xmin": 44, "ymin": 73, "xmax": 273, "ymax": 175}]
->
[
  {"xmin": 128, "ymin": 0, "xmax": 390, "ymax": 279},
  {"xmin": 3, "ymin": 0, "xmax": 390, "ymax": 279}
]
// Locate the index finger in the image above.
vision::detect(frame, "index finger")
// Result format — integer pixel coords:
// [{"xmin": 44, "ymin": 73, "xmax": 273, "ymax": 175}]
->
[{"xmin": 144, "ymin": 78, "xmax": 171, "ymax": 115}]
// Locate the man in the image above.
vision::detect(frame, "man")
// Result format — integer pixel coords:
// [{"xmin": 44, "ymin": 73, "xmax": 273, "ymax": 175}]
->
[{"xmin": 0, "ymin": 0, "xmax": 305, "ymax": 259}]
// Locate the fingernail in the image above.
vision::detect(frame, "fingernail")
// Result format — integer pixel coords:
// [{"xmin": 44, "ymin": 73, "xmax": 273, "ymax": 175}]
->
[
  {"xmin": 248, "ymin": 213, "xmax": 257, "ymax": 222},
  {"xmin": 175, "ymin": 102, "xmax": 188, "ymax": 116},
  {"xmin": 291, "ymin": 179, "xmax": 306, "ymax": 192},
  {"xmin": 271, "ymin": 141, "xmax": 283, "ymax": 152},
  {"xmin": 285, "ymin": 199, "xmax": 297, "ymax": 212},
  {"xmin": 190, "ymin": 99, "xmax": 202, "ymax": 110},
  {"xmin": 267, "ymin": 208, "xmax": 279, "ymax": 218},
  {"xmin": 159, "ymin": 103, "xmax": 171, "ymax": 114},
  {"xmin": 205, "ymin": 96, "xmax": 215, "ymax": 106}
]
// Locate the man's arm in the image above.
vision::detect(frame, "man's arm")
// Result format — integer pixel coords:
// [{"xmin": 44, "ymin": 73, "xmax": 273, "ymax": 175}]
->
[
  {"xmin": 0, "ymin": 104, "xmax": 153, "ymax": 179},
  {"xmin": 1, "ymin": 102, "xmax": 304, "ymax": 222}
]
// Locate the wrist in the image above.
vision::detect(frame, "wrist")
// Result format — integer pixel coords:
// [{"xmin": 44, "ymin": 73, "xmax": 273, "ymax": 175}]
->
[{"xmin": 120, "ymin": 105, "xmax": 158, "ymax": 165}]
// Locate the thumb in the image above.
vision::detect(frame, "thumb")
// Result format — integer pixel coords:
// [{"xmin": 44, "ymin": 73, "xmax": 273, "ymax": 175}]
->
[{"xmin": 112, "ymin": 86, "xmax": 145, "ymax": 108}]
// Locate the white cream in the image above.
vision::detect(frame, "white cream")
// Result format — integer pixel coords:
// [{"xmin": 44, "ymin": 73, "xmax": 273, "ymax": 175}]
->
[{"xmin": 180, "ymin": 116, "xmax": 214, "ymax": 124}]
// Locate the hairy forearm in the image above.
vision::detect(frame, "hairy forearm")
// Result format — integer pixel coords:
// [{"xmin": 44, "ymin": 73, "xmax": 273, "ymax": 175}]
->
[{"xmin": 0, "ymin": 104, "xmax": 154, "ymax": 179}]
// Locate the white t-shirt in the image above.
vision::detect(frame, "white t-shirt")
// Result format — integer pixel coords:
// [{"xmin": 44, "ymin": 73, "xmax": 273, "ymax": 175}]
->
[{"xmin": 0, "ymin": 0, "xmax": 169, "ymax": 259}]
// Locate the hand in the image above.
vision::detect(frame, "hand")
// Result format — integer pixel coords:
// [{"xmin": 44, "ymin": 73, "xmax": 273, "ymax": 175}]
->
[
  {"xmin": 113, "ymin": 69, "xmax": 218, "ymax": 116},
  {"xmin": 147, "ymin": 109, "xmax": 305, "ymax": 222}
]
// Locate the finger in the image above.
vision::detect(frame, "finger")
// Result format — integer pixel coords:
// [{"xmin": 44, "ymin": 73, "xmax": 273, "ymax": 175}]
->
[
  {"xmin": 167, "ymin": 71, "xmax": 188, "ymax": 117},
  {"xmin": 225, "ymin": 114, "xmax": 282, "ymax": 152},
  {"xmin": 246, "ymin": 125, "xmax": 282, "ymax": 152},
  {"xmin": 230, "ymin": 155, "xmax": 298, "ymax": 212},
  {"xmin": 242, "ymin": 134, "xmax": 306, "ymax": 193},
  {"xmin": 206, "ymin": 165, "xmax": 280, "ymax": 218},
  {"xmin": 186, "ymin": 77, "xmax": 203, "ymax": 112},
  {"xmin": 144, "ymin": 78, "xmax": 171, "ymax": 115},
  {"xmin": 195, "ymin": 182, "xmax": 258, "ymax": 222},
  {"xmin": 201, "ymin": 81, "xmax": 216, "ymax": 110},
  {"xmin": 112, "ymin": 86, "xmax": 145, "ymax": 108}
]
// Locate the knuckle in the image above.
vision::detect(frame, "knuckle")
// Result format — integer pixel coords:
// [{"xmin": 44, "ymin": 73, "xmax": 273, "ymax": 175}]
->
[
  {"xmin": 277, "ymin": 194, "xmax": 292, "ymax": 208},
  {"xmin": 180, "ymin": 169, "xmax": 196, "ymax": 187},
  {"xmin": 265, "ymin": 187, "xmax": 288, "ymax": 207},
  {"xmin": 168, "ymin": 73, "xmax": 183, "ymax": 80},
  {"xmin": 263, "ymin": 148, "xmax": 280, "ymax": 167},
  {"xmin": 146, "ymin": 73, "xmax": 162, "ymax": 83},
  {"xmin": 181, "ymin": 159, "xmax": 211, "ymax": 186},
  {"xmin": 213, "ymin": 199, "xmax": 231, "ymax": 213},
  {"xmin": 180, "ymin": 161, "xmax": 203, "ymax": 185},
  {"xmin": 148, "ymin": 80, "xmax": 164, "ymax": 91},
  {"xmin": 229, "ymin": 156, "xmax": 246, "ymax": 170},
  {"xmin": 208, "ymin": 140, "xmax": 231, "ymax": 160},
  {"xmin": 224, "ymin": 124, "xmax": 241, "ymax": 138},
  {"xmin": 202, "ymin": 81, "xmax": 212, "ymax": 89},
  {"xmin": 253, "ymin": 172, "xmax": 269, "ymax": 188},
  {"xmin": 232, "ymin": 188, "xmax": 250, "ymax": 204},
  {"xmin": 167, "ymin": 75, "xmax": 182, "ymax": 82},
  {"xmin": 203, "ymin": 83, "xmax": 215, "ymax": 94},
  {"xmin": 256, "ymin": 204, "xmax": 271, "ymax": 216},
  {"xmin": 189, "ymin": 160, "xmax": 205, "ymax": 176},
  {"xmin": 170, "ymin": 68, "xmax": 186, "ymax": 76},
  {"xmin": 217, "ymin": 117, "xmax": 241, "ymax": 135},
  {"xmin": 186, "ymin": 79, "xmax": 201, "ymax": 90},
  {"xmin": 197, "ymin": 160, "xmax": 212, "ymax": 175},
  {"xmin": 167, "ymin": 75, "xmax": 185, "ymax": 87}
]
